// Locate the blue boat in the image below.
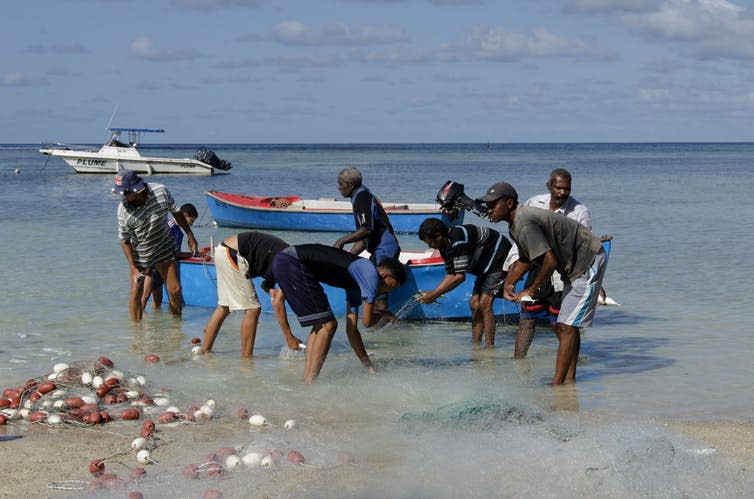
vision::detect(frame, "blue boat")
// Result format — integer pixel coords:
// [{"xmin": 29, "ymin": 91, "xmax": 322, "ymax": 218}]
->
[
  {"xmin": 178, "ymin": 238, "xmax": 613, "ymax": 321},
  {"xmin": 204, "ymin": 190, "xmax": 463, "ymax": 233}
]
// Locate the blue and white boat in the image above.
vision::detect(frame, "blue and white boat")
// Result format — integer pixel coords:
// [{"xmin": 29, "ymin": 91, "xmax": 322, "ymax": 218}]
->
[
  {"xmin": 204, "ymin": 190, "xmax": 463, "ymax": 233},
  {"xmin": 178, "ymin": 238, "xmax": 613, "ymax": 321}
]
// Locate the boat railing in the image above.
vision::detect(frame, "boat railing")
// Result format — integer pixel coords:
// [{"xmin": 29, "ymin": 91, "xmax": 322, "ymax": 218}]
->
[{"xmin": 40, "ymin": 141, "xmax": 97, "ymax": 152}]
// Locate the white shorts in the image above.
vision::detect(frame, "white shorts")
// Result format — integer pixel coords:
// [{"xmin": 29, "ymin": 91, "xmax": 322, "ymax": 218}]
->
[
  {"xmin": 557, "ymin": 248, "xmax": 608, "ymax": 328},
  {"xmin": 214, "ymin": 243, "xmax": 260, "ymax": 311}
]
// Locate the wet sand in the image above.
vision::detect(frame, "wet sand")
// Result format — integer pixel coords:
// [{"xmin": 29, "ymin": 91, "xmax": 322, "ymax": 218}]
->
[{"xmin": 1, "ymin": 418, "xmax": 752, "ymax": 498}]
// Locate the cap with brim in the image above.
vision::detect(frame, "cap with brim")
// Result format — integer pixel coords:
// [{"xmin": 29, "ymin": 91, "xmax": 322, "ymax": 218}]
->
[
  {"xmin": 112, "ymin": 169, "xmax": 146, "ymax": 195},
  {"xmin": 477, "ymin": 181, "xmax": 518, "ymax": 203}
]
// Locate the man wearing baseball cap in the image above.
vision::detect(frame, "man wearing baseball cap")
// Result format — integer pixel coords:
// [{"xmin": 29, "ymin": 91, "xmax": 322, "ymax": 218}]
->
[
  {"xmin": 478, "ymin": 180, "xmax": 608, "ymax": 385},
  {"xmin": 113, "ymin": 169, "xmax": 198, "ymax": 321}
]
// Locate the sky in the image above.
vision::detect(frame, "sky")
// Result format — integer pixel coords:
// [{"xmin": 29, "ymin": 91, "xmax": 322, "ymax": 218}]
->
[{"xmin": 3, "ymin": 0, "xmax": 754, "ymax": 143}]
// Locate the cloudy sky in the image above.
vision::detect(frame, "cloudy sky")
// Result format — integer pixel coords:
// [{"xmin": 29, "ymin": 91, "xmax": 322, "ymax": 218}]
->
[{"xmin": 3, "ymin": 0, "xmax": 754, "ymax": 143}]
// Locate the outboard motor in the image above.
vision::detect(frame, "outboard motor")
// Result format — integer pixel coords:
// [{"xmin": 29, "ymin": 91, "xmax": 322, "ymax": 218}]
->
[
  {"xmin": 436, "ymin": 180, "xmax": 488, "ymax": 219},
  {"xmin": 194, "ymin": 148, "xmax": 232, "ymax": 171}
]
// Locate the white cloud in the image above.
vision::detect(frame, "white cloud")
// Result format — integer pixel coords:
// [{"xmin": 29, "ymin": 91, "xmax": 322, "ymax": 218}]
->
[
  {"xmin": 272, "ymin": 20, "xmax": 408, "ymax": 46},
  {"xmin": 129, "ymin": 37, "xmax": 201, "ymax": 61},
  {"xmin": 445, "ymin": 26, "xmax": 616, "ymax": 61},
  {"xmin": 572, "ymin": 0, "xmax": 754, "ymax": 60}
]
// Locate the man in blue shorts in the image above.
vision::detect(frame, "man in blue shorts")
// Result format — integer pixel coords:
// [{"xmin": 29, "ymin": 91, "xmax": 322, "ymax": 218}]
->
[
  {"xmin": 417, "ymin": 218, "xmax": 511, "ymax": 348},
  {"xmin": 479, "ymin": 181, "xmax": 608, "ymax": 384},
  {"xmin": 270, "ymin": 244, "xmax": 406, "ymax": 383}
]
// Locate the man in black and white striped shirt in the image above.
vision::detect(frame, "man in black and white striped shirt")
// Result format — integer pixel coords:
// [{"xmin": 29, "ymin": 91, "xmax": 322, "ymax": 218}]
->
[{"xmin": 114, "ymin": 170, "xmax": 198, "ymax": 321}]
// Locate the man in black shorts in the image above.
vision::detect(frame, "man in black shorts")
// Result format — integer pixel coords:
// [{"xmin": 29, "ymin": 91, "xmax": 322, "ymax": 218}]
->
[
  {"xmin": 270, "ymin": 244, "xmax": 406, "ymax": 383},
  {"xmin": 417, "ymin": 218, "xmax": 512, "ymax": 348}
]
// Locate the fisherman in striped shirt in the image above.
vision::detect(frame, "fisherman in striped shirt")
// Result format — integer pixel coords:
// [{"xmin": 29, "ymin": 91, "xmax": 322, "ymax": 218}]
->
[
  {"xmin": 114, "ymin": 170, "xmax": 198, "ymax": 321},
  {"xmin": 417, "ymin": 218, "xmax": 512, "ymax": 348}
]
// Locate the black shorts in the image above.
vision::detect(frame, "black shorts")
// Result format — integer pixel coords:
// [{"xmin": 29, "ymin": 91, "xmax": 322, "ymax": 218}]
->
[
  {"xmin": 473, "ymin": 269, "xmax": 504, "ymax": 297},
  {"xmin": 271, "ymin": 249, "xmax": 335, "ymax": 327}
]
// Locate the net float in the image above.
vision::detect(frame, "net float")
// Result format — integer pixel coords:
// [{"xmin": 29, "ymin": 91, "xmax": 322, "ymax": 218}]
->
[
  {"xmin": 287, "ymin": 450, "xmax": 305, "ymax": 464},
  {"xmin": 260, "ymin": 455, "xmax": 275, "ymax": 467},
  {"xmin": 81, "ymin": 372, "xmax": 93, "ymax": 385},
  {"xmin": 131, "ymin": 437, "xmax": 148, "ymax": 450},
  {"xmin": 205, "ymin": 462, "xmax": 224, "ymax": 477},
  {"xmin": 202, "ymin": 490, "xmax": 223, "ymax": 499},
  {"xmin": 105, "ymin": 377, "xmax": 120, "ymax": 387},
  {"xmin": 236, "ymin": 407, "xmax": 249, "ymax": 420},
  {"xmin": 248, "ymin": 414, "xmax": 267, "ymax": 426},
  {"xmin": 143, "ymin": 354, "xmax": 160, "ymax": 363},
  {"xmin": 81, "ymin": 395, "xmax": 98, "ymax": 405},
  {"xmin": 190, "ymin": 337, "xmax": 201, "ymax": 345},
  {"xmin": 95, "ymin": 356, "xmax": 114, "ymax": 369},
  {"xmin": 182, "ymin": 463, "xmax": 199, "ymax": 479},
  {"xmin": 215, "ymin": 447, "xmax": 236, "ymax": 459},
  {"xmin": 157, "ymin": 411, "xmax": 177, "ymax": 424},
  {"xmin": 283, "ymin": 419, "xmax": 296, "ymax": 430},
  {"xmin": 225, "ymin": 455, "xmax": 242, "ymax": 470},
  {"xmin": 0, "ymin": 399, "xmax": 10, "ymax": 409},
  {"xmin": 47, "ymin": 414, "xmax": 62, "ymax": 425},
  {"xmin": 129, "ymin": 467, "xmax": 147, "ymax": 480},
  {"xmin": 0, "ymin": 414, "xmax": 6, "ymax": 425},
  {"xmin": 136, "ymin": 449, "xmax": 151, "ymax": 465},
  {"xmin": 29, "ymin": 411, "xmax": 48, "ymax": 423},
  {"xmin": 191, "ymin": 345, "xmax": 203, "ymax": 356},
  {"xmin": 122, "ymin": 408, "xmax": 141, "ymax": 420},
  {"xmin": 92, "ymin": 376, "xmax": 105, "ymax": 389},
  {"xmin": 89, "ymin": 459, "xmax": 105, "ymax": 476},
  {"xmin": 36, "ymin": 381, "xmax": 56, "ymax": 394},
  {"xmin": 127, "ymin": 492, "xmax": 144, "ymax": 499},
  {"xmin": 52, "ymin": 363, "xmax": 70, "ymax": 374}
]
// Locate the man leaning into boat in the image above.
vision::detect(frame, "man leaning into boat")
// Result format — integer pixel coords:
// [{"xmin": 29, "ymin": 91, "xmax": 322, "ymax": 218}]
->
[
  {"xmin": 114, "ymin": 169, "xmax": 198, "ymax": 321},
  {"xmin": 480, "ymin": 181, "xmax": 608, "ymax": 385}
]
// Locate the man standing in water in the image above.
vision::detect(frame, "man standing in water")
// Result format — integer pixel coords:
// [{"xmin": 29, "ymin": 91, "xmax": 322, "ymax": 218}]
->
[
  {"xmin": 507, "ymin": 168, "xmax": 593, "ymax": 358},
  {"xmin": 478, "ymin": 181, "xmax": 607, "ymax": 384},
  {"xmin": 202, "ymin": 231, "xmax": 303, "ymax": 357},
  {"xmin": 114, "ymin": 170, "xmax": 197, "ymax": 321},
  {"xmin": 417, "ymin": 217, "xmax": 511, "ymax": 348},
  {"xmin": 270, "ymin": 244, "xmax": 406, "ymax": 383}
]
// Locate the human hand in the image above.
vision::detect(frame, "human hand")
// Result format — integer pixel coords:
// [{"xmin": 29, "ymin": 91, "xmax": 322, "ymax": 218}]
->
[{"xmin": 416, "ymin": 291, "xmax": 435, "ymax": 304}]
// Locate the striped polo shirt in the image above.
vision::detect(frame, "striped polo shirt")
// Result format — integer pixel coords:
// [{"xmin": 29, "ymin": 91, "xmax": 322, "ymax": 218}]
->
[{"xmin": 117, "ymin": 183, "xmax": 179, "ymax": 268}]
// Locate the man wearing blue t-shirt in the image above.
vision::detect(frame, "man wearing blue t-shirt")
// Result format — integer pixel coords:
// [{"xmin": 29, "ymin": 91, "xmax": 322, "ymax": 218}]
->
[{"xmin": 270, "ymin": 244, "xmax": 406, "ymax": 383}]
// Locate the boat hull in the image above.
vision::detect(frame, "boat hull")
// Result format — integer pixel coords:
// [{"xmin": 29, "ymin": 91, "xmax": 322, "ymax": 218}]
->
[
  {"xmin": 178, "ymin": 239, "xmax": 612, "ymax": 322},
  {"xmin": 178, "ymin": 253, "xmax": 519, "ymax": 321},
  {"xmin": 40, "ymin": 148, "xmax": 215, "ymax": 175},
  {"xmin": 204, "ymin": 191, "xmax": 463, "ymax": 233}
]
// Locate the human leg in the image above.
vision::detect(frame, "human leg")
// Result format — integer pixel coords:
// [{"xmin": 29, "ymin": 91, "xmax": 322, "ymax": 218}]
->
[
  {"xmin": 470, "ymin": 295, "xmax": 483, "ymax": 344},
  {"xmin": 157, "ymin": 260, "xmax": 182, "ymax": 317},
  {"xmin": 203, "ymin": 305, "xmax": 230, "ymax": 352},
  {"xmin": 514, "ymin": 318, "xmax": 536, "ymax": 359},
  {"xmin": 240, "ymin": 307, "xmax": 261, "ymax": 357},
  {"xmin": 270, "ymin": 289, "xmax": 302, "ymax": 349},
  {"xmin": 552, "ymin": 323, "xmax": 580, "ymax": 384},
  {"xmin": 478, "ymin": 293, "xmax": 496, "ymax": 347},
  {"xmin": 129, "ymin": 270, "xmax": 146, "ymax": 321},
  {"xmin": 303, "ymin": 320, "xmax": 337, "ymax": 383}
]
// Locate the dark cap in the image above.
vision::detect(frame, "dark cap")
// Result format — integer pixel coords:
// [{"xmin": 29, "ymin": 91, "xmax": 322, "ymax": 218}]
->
[
  {"xmin": 112, "ymin": 169, "xmax": 146, "ymax": 195},
  {"xmin": 477, "ymin": 181, "xmax": 518, "ymax": 203}
]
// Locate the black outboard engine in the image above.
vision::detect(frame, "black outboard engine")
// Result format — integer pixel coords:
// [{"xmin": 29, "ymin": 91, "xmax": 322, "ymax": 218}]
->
[
  {"xmin": 436, "ymin": 180, "xmax": 489, "ymax": 219},
  {"xmin": 194, "ymin": 148, "xmax": 232, "ymax": 171}
]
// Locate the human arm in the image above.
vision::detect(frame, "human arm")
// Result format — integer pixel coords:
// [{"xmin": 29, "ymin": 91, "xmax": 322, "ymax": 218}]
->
[
  {"xmin": 505, "ymin": 251, "xmax": 558, "ymax": 302},
  {"xmin": 171, "ymin": 210, "xmax": 198, "ymax": 256},
  {"xmin": 334, "ymin": 226, "xmax": 371, "ymax": 254},
  {"xmin": 417, "ymin": 273, "xmax": 465, "ymax": 303},
  {"xmin": 269, "ymin": 288, "xmax": 304, "ymax": 350},
  {"xmin": 345, "ymin": 306, "xmax": 375, "ymax": 373},
  {"xmin": 502, "ymin": 259, "xmax": 529, "ymax": 301}
]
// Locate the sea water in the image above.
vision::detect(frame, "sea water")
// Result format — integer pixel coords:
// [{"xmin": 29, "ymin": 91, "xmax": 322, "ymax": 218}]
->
[{"xmin": 1, "ymin": 143, "xmax": 753, "ymax": 497}]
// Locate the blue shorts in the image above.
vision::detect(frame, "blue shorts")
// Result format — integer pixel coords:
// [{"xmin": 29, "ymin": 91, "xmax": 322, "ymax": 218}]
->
[{"xmin": 271, "ymin": 249, "xmax": 335, "ymax": 327}]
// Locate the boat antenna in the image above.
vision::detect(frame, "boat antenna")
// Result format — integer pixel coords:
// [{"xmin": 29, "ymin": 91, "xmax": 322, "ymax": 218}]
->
[{"xmin": 106, "ymin": 103, "xmax": 119, "ymax": 130}]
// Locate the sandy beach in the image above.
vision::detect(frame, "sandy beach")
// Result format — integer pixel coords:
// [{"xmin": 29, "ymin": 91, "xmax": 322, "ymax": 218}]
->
[{"xmin": 1, "ymin": 418, "xmax": 752, "ymax": 498}]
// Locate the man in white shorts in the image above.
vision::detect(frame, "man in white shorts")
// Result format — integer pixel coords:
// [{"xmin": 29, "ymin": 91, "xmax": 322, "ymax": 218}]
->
[
  {"xmin": 479, "ymin": 181, "xmax": 608, "ymax": 384},
  {"xmin": 202, "ymin": 231, "xmax": 303, "ymax": 357}
]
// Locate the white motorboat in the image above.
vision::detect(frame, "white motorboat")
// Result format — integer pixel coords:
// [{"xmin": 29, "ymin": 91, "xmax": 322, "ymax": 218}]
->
[{"xmin": 39, "ymin": 128, "xmax": 231, "ymax": 175}]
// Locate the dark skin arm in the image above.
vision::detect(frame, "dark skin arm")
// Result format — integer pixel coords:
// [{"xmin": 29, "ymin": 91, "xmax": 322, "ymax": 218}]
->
[
  {"xmin": 345, "ymin": 306, "xmax": 375, "ymax": 372},
  {"xmin": 171, "ymin": 210, "xmax": 199, "ymax": 256},
  {"xmin": 334, "ymin": 226, "xmax": 371, "ymax": 255},
  {"xmin": 504, "ymin": 250, "xmax": 558, "ymax": 302},
  {"xmin": 418, "ymin": 273, "xmax": 465, "ymax": 303}
]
